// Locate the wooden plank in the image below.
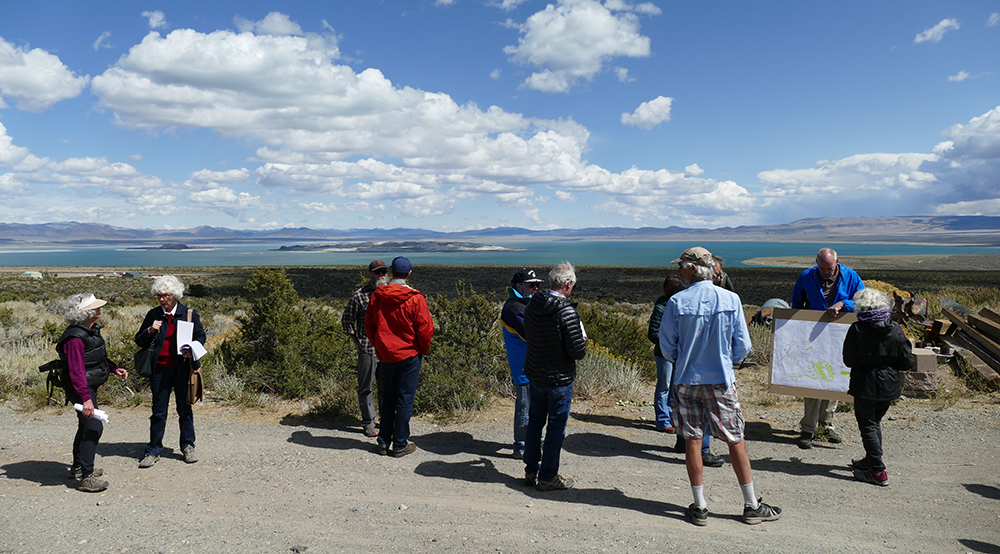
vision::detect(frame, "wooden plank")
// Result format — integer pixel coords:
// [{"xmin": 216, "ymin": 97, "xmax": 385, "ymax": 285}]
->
[
  {"xmin": 978, "ymin": 308, "xmax": 1000, "ymax": 325},
  {"xmin": 942, "ymin": 308, "xmax": 1000, "ymax": 362},
  {"xmin": 969, "ymin": 314, "xmax": 1000, "ymax": 344},
  {"xmin": 953, "ymin": 332, "xmax": 1000, "ymax": 382}
]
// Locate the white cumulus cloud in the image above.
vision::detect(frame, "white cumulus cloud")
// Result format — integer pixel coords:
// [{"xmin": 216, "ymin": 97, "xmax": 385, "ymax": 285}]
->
[
  {"xmin": 620, "ymin": 95, "xmax": 672, "ymax": 129},
  {"xmin": 948, "ymin": 71, "xmax": 970, "ymax": 82},
  {"xmin": 0, "ymin": 38, "xmax": 90, "ymax": 112},
  {"xmin": 914, "ymin": 19, "xmax": 960, "ymax": 44},
  {"xmin": 92, "ymin": 31, "xmax": 113, "ymax": 51},
  {"xmin": 504, "ymin": 0, "xmax": 658, "ymax": 93},
  {"xmin": 234, "ymin": 12, "xmax": 304, "ymax": 36},
  {"xmin": 142, "ymin": 10, "xmax": 168, "ymax": 29},
  {"xmin": 987, "ymin": 13, "xmax": 999, "ymax": 27}
]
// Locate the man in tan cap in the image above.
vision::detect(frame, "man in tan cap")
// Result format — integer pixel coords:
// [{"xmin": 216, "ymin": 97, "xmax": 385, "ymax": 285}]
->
[
  {"xmin": 341, "ymin": 260, "xmax": 390, "ymax": 437},
  {"xmin": 660, "ymin": 247, "xmax": 780, "ymax": 526}
]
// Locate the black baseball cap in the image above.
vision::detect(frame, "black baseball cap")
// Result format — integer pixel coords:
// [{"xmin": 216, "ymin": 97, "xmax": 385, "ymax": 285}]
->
[
  {"xmin": 511, "ymin": 268, "xmax": 543, "ymax": 285},
  {"xmin": 368, "ymin": 260, "xmax": 387, "ymax": 272}
]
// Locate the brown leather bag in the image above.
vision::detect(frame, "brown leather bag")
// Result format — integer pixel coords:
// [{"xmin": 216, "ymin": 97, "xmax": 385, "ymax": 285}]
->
[{"xmin": 185, "ymin": 308, "xmax": 204, "ymax": 405}]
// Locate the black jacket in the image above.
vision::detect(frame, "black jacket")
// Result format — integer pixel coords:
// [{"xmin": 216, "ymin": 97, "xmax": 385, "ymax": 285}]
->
[
  {"xmin": 843, "ymin": 320, "xmax": 914, "ymax": 401},
  {"xmin": 523, "ymin": 291, "xmax": 587, "ymax": 387},
  {"xmin": 135, "ymin": 302, "xmax": 206, "ymax": 370},
  {"xmin": 57, "ymin": 324, "xmax": 110, "ymax": 388}
]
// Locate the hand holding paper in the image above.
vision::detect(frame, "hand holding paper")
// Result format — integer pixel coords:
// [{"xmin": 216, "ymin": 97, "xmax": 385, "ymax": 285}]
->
[
  {"xmin": 176, "ymin": 320, "xmax": 208, "ymax": 361},
  {"xmin": 73, "ymin": 403, "xmax": 109, "ymax": 423}
]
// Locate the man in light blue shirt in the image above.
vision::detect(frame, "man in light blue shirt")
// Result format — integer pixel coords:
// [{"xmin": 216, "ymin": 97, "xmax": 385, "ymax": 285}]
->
[{"xmin": 660, "ymin": 247, "xmax": 780, "ymax": 527}]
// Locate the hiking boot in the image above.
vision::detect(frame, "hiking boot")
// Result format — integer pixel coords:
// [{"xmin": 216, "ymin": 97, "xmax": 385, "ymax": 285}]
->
[
  {"xmin": 851, "ymin": 457, "xmax": 870, "ymax": 471},
  {"xmin": 78, "ymin": 474, "xmax": 109, "ymax": 493},
  {"xmin": 854, "ymin": 468, "xmax": 889, "ymax": 486},
  {"xmin": 524, "ymin": 470, "xmax": 538, "ymax": 487},
  {"xmin": 536, "ymin": 474, "xmax": 574, "ymax": 491},
  {"xmin": 817, "ymin": 425, "xmax": 843, "ymax": 444},
  {"xmin": 376, "ymin": 442, "xmax": 388, "ymax": 456},
  {"xmin": 69, "ymin": 467, "xmax": 103, "ymax": 481},
  {"xmin": 687, "ymin": 503, "xmax": 709, "ymax": 526},
  {"xmin": 797, "ymin": 432, "xmax": 813, "ymax": 449},
  {"xmin": 742, "ymin": 498, "xmax": 782, "ymax": 525},
  {"xmin": 182, "ymin": 445, "xmax": 199, "ymax": 464},
  {"xmin": 138, "ymin": 455, "xmax": 159, "ymax": 469},
  {"xmin": 389, "ymin": 442, "xmax": 417, "ymax": 458},
  {"xmin": 363, "ymin": 425, "xmax": 378, "ymax": 438},
  {"xmin": 702, "ymin": 452, "xmax": 724, "ymax": 468}
]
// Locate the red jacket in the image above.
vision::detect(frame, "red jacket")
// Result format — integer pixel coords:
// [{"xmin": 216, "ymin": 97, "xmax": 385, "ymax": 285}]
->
[{"xmin": 364, "ymin": 282, "xmax": 434, "ymax": 363}]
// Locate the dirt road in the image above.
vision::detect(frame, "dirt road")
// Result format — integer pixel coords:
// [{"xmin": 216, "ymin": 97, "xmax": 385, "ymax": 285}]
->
[{"xmin": 2, "ymin": 397, "xmax": 999, "ymax": 554}]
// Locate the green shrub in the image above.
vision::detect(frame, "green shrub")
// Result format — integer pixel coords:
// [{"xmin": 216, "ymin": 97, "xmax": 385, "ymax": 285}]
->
[
  {"xmin": 577, "ymin": 301, "xmax": 655, "ymax": 378},
  {"xmin": 216, "ymin": 268, "xmax": 353, "ymax": 398},
  {"xmin": 574, "ymin": 342, "xmax": 644, "ymax": 402},
  {"xmin": 418, "ymin": 282, "xmax": 507, "ymax": 418}
]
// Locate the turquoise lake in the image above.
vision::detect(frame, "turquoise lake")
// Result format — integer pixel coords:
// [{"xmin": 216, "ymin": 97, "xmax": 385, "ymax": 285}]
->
[{"xmin": 0, "ymin": 241, "xmax": 997, "ymax": 268}]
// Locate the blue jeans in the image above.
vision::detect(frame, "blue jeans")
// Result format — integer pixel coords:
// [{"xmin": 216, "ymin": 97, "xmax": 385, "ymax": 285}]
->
[
  {"xmin": 524, "ymin": 382, "xmax": 572, "ymax": 482},
  {"xmin": 513, "ymin": 383, "xmax": 530, "ymax": 455},
  {"xmin": 146, "ymin": 362, "xmax": 195, "ymax": 457},
  {"xmin": 377, "ymin": 355, "xmax": 421, "ymax": 451},
  {"xmin": 654, "ymin": 355, "xmax": 673, "ymax": 430}
]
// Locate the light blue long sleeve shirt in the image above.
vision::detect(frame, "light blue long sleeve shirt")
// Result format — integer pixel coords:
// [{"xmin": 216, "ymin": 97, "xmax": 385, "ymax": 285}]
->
[{"xmin": 659, "ymin": 280, "xmax": 752, "ymax": 388}]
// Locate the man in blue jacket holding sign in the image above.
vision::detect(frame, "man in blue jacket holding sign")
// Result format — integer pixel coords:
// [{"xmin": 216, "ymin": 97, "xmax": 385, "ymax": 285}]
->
[{"xmin": 791, "ymin": 247, "xmax": 865, "ymax": 449}]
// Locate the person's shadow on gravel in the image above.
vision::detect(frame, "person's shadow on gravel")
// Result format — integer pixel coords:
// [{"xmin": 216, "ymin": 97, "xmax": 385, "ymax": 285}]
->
[
  {"xmin": 286, "ymin": 430, "xmax": 374, "ymax": 452},
  {"xmin": 752, "ymin": 456, "xmax": 856, "ymax": 481},
  {"xmin": 414, "ymin": 457, "xmax": 687, "ymax": 521},
  {"xmin": 98, "ymin": 441, "xmax": 155, "ymax": 461},
  {"xmin": 570, "ymin": 412, "xmax": 652, "ymax": 431},
  {"xmin": 957, "ymin": 539, "xmax": 1000, "ymax": 554},
  {"xmin": 963, "ymin": 483, "xmax": 1000, "ymax": 501},
  {"xmin": 417, "ymin": 431, "xmax": 506, "ymax": 457},
  {"xmin": 2, "ymin": 460, "xmax": 76, "ymax": 488},
  {"xmin": 562, "ymin": 432, "xmax": 683, "ymax": 465}
]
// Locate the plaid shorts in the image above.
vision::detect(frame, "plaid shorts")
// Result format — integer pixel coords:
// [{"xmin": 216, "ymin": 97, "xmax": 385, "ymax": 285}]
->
[{"xmin": 673, "ymin": 383, "xmax": 745, "ymax": 444}]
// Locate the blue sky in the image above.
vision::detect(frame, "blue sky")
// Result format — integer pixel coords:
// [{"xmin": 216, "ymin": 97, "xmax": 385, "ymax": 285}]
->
[{"xmin": 0, "ymin": 1, "xmax": 997, "ymax": 231}]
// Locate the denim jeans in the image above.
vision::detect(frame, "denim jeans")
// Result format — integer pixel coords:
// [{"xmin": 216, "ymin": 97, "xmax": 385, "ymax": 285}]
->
[
  {"xmin": 654, "ymin": 355, "xmax": 673, "ymax": 430},
  {"xmin": 854, "ymin": 398, "xmax": 892, "ymax": 472},
  {"xmin": 524, "ymin": 382, "xmax": 572, "ymax": 482},
  {"xmin": 146, "ymin": 362, "xmax": 195, "ymax": 457},
  {"xmin": 513, "ymin": 383, "xmax": 530, "ymax": 455},
  {"xmin": 377, "ymin": 355, "xmax": 422, "ymax": 451},
  {"xmin": 68, "ymin": 386, "xmax": 103, "ymax": 478}
]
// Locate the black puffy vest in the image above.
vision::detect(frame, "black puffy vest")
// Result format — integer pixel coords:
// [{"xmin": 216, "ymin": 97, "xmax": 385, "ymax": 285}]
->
[
  {"xmin": 57, "ymin": 325, "xmax": 110, "ymax": 388},
  {"xmin": 523, "ymin": 292, "xmax": 588, "ymax": 387}
]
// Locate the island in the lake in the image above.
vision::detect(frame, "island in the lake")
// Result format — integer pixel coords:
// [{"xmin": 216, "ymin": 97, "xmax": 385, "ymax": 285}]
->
[
  {"xmin": 274, "ymin": 241, "xmax": 518, "ymax": 253},
  {"xmin": 122, "ymin": 243, "xmax": 217, "ymax": 251}
]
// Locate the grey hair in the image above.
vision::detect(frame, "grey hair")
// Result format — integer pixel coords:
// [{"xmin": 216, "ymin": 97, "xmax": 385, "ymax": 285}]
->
[
  {"xmin": 853, "ymin": 288, "xmax": 892, "ymax": 312},
  {"xmin": 151, "ymin": 275, "xmax": 185, "ymax": 299},
  {"xmin": 681, "ymin": 261, "xmax": 714, "ymax": 282},
  {"xmin": 64, "ymin": 293, "xmax": 99, "ymax": 326},
  {"xmin": 549, "ymin": 262, "xmax": 576, "ymax": 290}
]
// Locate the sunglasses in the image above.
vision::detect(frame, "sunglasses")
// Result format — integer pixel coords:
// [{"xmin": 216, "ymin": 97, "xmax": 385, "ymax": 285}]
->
[{"xmin": 372, "ymin": 269, "xmax": 389, "ymax": 275}]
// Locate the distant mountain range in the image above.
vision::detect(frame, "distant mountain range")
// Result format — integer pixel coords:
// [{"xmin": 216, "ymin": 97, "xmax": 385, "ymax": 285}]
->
[{"xmin": 1, "ymin": 216, "xmax": 999, "ymax": 246}]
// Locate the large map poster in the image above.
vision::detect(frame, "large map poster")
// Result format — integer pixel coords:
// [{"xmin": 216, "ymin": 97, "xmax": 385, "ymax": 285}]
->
[{"xmin": 768, "ymin": 308, "xmax": 856, "ymax": 402}]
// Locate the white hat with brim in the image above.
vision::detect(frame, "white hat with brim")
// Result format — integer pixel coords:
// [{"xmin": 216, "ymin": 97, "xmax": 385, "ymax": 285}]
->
[{"xmin": 78, "ymin": 294, "xmax": 107, "ymax": 311}]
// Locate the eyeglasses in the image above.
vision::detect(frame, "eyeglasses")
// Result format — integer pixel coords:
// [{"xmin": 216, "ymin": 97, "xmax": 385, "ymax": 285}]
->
[
  {"xmin": 525, "ymin": 283, "xmax": 540, "ymax": 289},
  {"xmin": 155, "ymin": 293, "xmax": 172, "ymax": 299},
  {"xmin": 372, "ymin": 269, "xmax": 389, "ymax": 275}
]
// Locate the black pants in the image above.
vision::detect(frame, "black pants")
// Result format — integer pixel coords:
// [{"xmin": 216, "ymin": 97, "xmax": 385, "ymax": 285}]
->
[
  {"xmin": 68, "ymin": 387, "xmax": 103, "ymax": 478},
  {"xmin": 854, "ymin": 399, "xmax": 891, "ymax": 472}
]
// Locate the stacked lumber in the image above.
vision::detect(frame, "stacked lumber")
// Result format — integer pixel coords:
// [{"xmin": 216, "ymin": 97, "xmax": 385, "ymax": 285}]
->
[{"xmin": 942, "ymin": 307, "xmax": 1000, "ymax": 387}]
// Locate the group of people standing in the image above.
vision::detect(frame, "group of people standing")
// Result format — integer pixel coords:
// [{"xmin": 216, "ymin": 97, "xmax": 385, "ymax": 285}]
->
[
  {"xmin": 62, "ymin": 249, "xmax": 913, "ymax": 523},
  {"xmin": 59, "ymin": 275, "xmax": 205, "ymax": 493}
]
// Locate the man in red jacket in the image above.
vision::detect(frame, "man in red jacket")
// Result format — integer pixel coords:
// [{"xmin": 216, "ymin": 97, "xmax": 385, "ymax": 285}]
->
[{"xmin": 365, "ymin": 257, "xmax": 434, "ymax": 457}]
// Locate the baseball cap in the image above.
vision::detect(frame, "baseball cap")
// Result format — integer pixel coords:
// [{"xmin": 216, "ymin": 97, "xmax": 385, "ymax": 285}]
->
[
  {"xmin": 511, "ymin": 268, "xmax": 543, "ymax": 285},
  {"xmin": 391, "ymin": 256, "xmax": 412, "ymax": 274},
  {"xmin": 368, "ymin": 259, "xmax": 387, "ymax": 272},
  {"xmin": 670, "ymin": 247, "xmax": 715, "ymax": 268}
]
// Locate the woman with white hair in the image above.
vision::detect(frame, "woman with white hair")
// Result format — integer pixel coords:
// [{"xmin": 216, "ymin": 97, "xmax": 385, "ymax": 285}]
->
[
  {"xmin": 134, "ymin": 275, "xmax": 206, "ymax": 469},
  {"xmin": 58, "ymin": 293, "xmax": 128, "ymax": 492},
  {"xmin": 842, "ymin": 287, "xmax": 914, "ymax": 487}
]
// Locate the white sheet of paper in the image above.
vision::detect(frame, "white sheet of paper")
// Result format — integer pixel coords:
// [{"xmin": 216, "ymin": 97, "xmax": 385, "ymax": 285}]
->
[{"xmin": 175, "ymin": 320, "xmax": 207, "ymax": 361}]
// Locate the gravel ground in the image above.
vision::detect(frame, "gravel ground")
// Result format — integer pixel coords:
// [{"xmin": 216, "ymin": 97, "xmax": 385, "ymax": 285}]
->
[{"xmin": 2, "ymin": 395, "xmax": 999, "ymax": 554}]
